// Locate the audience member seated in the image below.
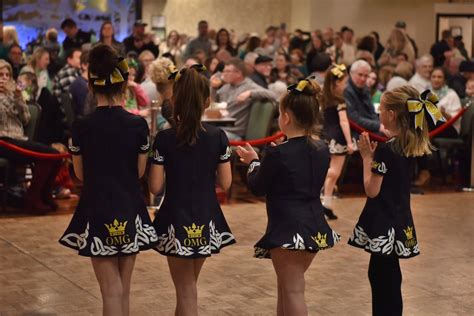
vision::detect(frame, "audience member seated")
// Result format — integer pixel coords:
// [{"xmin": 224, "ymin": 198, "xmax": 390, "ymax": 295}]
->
[
  {"xmin": 308, "ymin": 52, "xmax": 332, "ymax": 87},
  {"xmin": 183, "ymin": 20, "xmax": 212, "ymax": 61},
  {"xmin": 69, "ymin": 50, "xmax": 95, "ymax": 118},
  {"xmin": 288, "ymin": 29, "xmax": 311, "ymax": 52},
  {"xmin": 97, "ymin": 20, "xmax": 125, "ymax": 55},
  {"xmin": 306, "ymin": 32, "xmax": 326, "ymax": 72},
  {"xmin": 449, "ymin": 60, "xmax": 474, "ymax": 99},
  {"xmin": 344, "ymin": 59, "xmax": 389, "ymax": 136},
  {"xmin": 414, "ymin": 67, "xmax": 462, "ymax": 188},
  {"xmin": 270, "ymin": 52, "xmax": 301, "ymax": 85},
  {"xmin": 429, "ymin": 67, "xmax": 462, "ymax": 136},
  {"xmin": 61, "ymin": 18, "xmax": 93, "ymax": 52},
  {"xmin": 366, "ymin": 70, "xmax": 382, "ymax": 105},
  {"xmin": 0, "ymin": 60, "xmax": 60, "ymax": 212},
  {"xmin": 43, "ymin": 28, "xmax": 63, "ymax": 79},
  {"xmin": 52, "ymin": 48, "xmax": 81, "ymax": 102},
  {"xmin": 395, "ymin": 21, "xmax": 418, "ymax": 58},
  {"xmin": 339, "ymin": 26, "xmax": 356, "ymax": 66},
  {"xmin": 159, "ymin": 30, "xmax": 183, "ymax": 66},
  {"xmin": 289, "ymin": 48, "xmax": 308, "ymax": 77},
  {"xmin": 2, "ymin": 26, "xmax": 20, "ymax": 57},
  {"xmin": 249, "ymin": 55, "xmax": 272, "ymax": 89},
  {"xmin": 124, "ymin": 59, "xmax": 150, "ymax": 118},
  {"xmin": 386, "ymin": 61, "xmax": 414, "ymax": 91},
  {"xmin": 409, "ymin": 54, "xmax": 433, "ymax": 93},
  {"xmin": 370, "ymin": 31, "xmax": 385, "ymax": 61},
  {"xmin": 211, "ymin": 58, "xmax": 277, "ymax": 140},
  {"xmin": 138, "ymin": 50, "xmax": 159, "ymax": 102},
  {"xmin": 238, "ymin": 33, "xmax": 261, "ymax": 60},
  {"xmin": 7, "ymin": 44, "xmax": 24, "ymax": 80},
  {"xmin": 378, "ymin": 28, "xmax": 415, "ymax": 66},
  {"xmin": 21, "ymin": 47, "xmax": 52, "ymax": 93},
  {"xmin": 377, "ymin": 65, "xmax": 394, "ymax": 91},
  {"xmin": 18, "ymin": 71, "xmax": 66, "ymax": 145},
  {"xmin": 321, "ymin": 27, "xmax": 334, "ymax": 48},
  {"xmin": 243, "ymin": 51, "xmax": 258, "ymax": 75},
  {"xmin": 149, "ymin": 57, "xmax": 176, "ymax": 129},
  {"xmin": 215, "ymin": 28, "xmax": 237, "ymax": 57},
  {"xmin": 123, "ymin": 20, "xmax": 159, "ymax": 57},
  {"xmin": 326, "ymin": 32, "xmax": 344, "ymax": 65},
  {"xmin": 430, "ymin": 30, "xmax": 453, "ymax": 67}
]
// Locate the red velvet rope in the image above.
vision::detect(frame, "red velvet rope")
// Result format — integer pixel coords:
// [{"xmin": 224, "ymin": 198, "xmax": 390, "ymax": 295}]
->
[
  {"xmin": 0, "ymin": 140, "xmax": 70, "ymax": 160},
  {"xmin": 1, "ymin": 106, "xmax": 466, "ymax": 161},
  {"xmin": 229, "ymin": 131, "xmax": 285, "ymax": 146},
  {"xmin": 349, "ymin": 107, "xmax": 468, "ymax": 142}
]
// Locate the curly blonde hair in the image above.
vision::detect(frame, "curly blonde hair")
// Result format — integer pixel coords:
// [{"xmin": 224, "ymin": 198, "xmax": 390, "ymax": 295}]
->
[{"xmin": 149, "ymin": 57, "xmax": 175, "ymax": 93}]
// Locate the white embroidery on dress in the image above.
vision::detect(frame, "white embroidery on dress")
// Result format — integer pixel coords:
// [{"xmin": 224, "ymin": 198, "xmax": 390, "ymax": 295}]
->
[
  {"xmin": 153, "ymin": 149, "xmax": 164, "ymax": 162},
  {"xmin": 155, "ymin": 220, "xmax": 235, "ymax": 257},
  {"xmin": 219, "ymin": 146, "xmax": 232, "ymax": 161},
  {"xmin": 349, "ymin": 225, "xmax": 419, "ymax": 257},
  {"xmin": 140, "ymin": 137, "xmax": 150, "ymax": 151},
  {"xmin": 68, "ymin": 144, "xmax": 81, "ymax": 153},
  {"xmin": 61, "ymin": 223, "xmax": 89, "ymax": 249},
  {"xmin": 248, "ymin": 161, "xmax": 261, "ymax": 174}
]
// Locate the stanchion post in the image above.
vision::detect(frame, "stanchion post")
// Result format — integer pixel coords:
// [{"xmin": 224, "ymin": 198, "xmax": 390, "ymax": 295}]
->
[{"xmin": 462, "ymin": 103, "xmax": 474, "ymax": 192}]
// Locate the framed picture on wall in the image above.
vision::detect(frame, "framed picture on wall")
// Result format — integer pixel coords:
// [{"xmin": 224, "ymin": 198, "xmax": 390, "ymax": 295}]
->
[
  {"xmin": 151, "ymin": 15, "xmax": 166, "ymax": 30},
  {"xmin": 450, "ymin": 26, "xmax": 462, "ymax": 37}
]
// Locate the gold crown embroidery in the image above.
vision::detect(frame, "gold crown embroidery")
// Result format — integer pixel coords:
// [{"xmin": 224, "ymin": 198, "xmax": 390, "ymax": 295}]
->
[
  {"xmin": 404, "ymin": 226, "xmax": 414, "ymax": 240},
  {"xmin": 105, "ymin": 219, "xmax": 128, "ymax": 236},
  {"xmin": 183, "ymin": 223, "xmax": 205, "ymax": 239},
  {"xmin": 312, "ymin": 232, "xmax": 328, "ymax": 248}
]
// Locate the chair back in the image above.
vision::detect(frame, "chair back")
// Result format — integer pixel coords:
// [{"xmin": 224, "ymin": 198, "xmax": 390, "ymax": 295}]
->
[
  {"xmin": 24, "ymin": 103, "xmax": 42, "ymax": 141},
  {"xmin": 244, "ymin": 100, "xmax": 275, "ymax": 141},
  {"xmin": 61, "ymin": 92, "xmax": 75, "ymax": 129}
]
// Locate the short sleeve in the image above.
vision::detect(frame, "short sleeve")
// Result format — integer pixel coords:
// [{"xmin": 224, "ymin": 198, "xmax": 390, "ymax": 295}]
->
[
  {"xmin": 337, "ymin": 103, "xmax": 347, "ymax": 111},
  {"xmin": 68, "ymin": 120, "xmax": 82, "ymax": 155},
  {"xmin": 137, "ymin": 118, "xmax": 150, "ymax": 154},
  {"xmin": 371, "ymin": 145, "xmax": 389, "ymax": 175},
  {"xmin": 247, "ymin": 146, "xmax": 279, "ymax": 196},
  {"xmin": 218, "ymin": 129, "xmax": 232, "ymax": 163},
  {"xmin": 150, "ymin": 131, "xmax": 165, "ymax": 165}
]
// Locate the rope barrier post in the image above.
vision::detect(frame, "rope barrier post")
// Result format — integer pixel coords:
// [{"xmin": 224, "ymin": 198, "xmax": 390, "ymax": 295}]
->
[{"xmin": 463, "ymin": 118, "xmax": 474, "ymax": 192}]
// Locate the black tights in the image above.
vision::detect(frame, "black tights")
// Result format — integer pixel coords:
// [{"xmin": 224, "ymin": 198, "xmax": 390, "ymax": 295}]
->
[{"xmin": 368, "ymin": 254, "xmax": 403, "ymax": 316}]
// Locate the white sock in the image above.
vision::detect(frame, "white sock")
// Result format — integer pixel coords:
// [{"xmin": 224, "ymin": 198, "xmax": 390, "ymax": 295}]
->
[{"xmin": 323, "ymin": 196, "xmax": 332, "ymax": 208}]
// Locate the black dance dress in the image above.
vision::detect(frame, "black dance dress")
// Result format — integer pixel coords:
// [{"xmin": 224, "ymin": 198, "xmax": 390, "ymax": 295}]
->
[
  {"xmin": 59, "ymin": 106, "xmax": 158, "ymax": 257},
  {"xmin": 322, "ymin": 103, "xmax": 355, "ymax": 155},
  {"xmin": 348, "ymin": 139, "xmax": 420, "ymax": 258},
  {"xmin": 151, "ymin": 124, "xmax": 236, "ymax": 258},
  {"xmin": 247, "ymin": 136, "xmax": 340, "ymax": 259}
]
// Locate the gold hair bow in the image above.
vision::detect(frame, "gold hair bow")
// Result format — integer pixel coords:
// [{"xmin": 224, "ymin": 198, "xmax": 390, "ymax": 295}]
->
[
  {"xmin": 90, "ymin": 58, "xmax": 129, "ymax": 86},
  {"xmin": 331, "ymin": 64, "xmax": 346, "ymax": 79},
  {"xmin": 168, "ymin": 63, "xmax": 207, "ymax": 82},
  {"xmin": 406, "ymin": 90, "xmax": 445, "ymax": 130},
  {"xmin": 287, "ymin": 79, "xmax": 310, "ymax": 93}
]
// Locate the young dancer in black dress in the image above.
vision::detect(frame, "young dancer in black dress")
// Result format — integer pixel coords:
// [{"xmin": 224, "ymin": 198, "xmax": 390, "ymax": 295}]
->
[
  {"xmin": 321, "ymin": 64, "xmax": 355, "ymax": 219},
  {"xmin": 349, "ymin": 86, "xmax": 444, "ymax": 315},
  {"xmin": 237, "ymin": 79, "xmax": 339, "ymax": 315},
  {"xmin": 148, "ymin": 64, "xmax": 235, "ymax": 315},
  {"xmin": 59, "ymin": 44, "xmax": 158, "ymax": 316}
]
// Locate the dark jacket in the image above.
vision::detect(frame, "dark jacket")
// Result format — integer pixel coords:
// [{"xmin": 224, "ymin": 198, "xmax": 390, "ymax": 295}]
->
[
  {"xmin": 123, "ymin": 35, "xmax": 159, "ymax": 57},
  {"xmin": 62, "ymin": 29, "xmax": 92, "ymax": 52},
  {"xmin": 430, "ymin": 40, "xmax": 450, "ymax": 67},
  {"xmin": 249, "ymin": 71, "xmax": 268, "ymax": 89},
  {"xmin": 344, "ymin": 77, "xmax": 380, "ymax": 132}
]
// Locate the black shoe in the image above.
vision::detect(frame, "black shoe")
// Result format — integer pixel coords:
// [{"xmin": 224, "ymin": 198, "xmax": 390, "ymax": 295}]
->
[{"xmin": 323, "ymin": 206, "xmax": 338, "ymax": 220}]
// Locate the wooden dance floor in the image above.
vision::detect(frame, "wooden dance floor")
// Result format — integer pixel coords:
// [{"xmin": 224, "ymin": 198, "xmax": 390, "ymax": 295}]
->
[{"xmin": 0, "ymin": 192, "xmax": 473, "ymax": 315}]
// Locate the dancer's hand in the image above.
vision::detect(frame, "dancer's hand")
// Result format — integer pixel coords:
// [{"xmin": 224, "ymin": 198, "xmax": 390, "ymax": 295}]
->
[
  {"xmin": 236, "ymin": 143, "xmax": 259, "ymax": 164},
  {"xmin": 358, "ymin": 132, "xmax": 377, "ymax": 160},
  {"xmin": 347, "ymin": 142, "xmax": 355, "ymax": 155}
]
